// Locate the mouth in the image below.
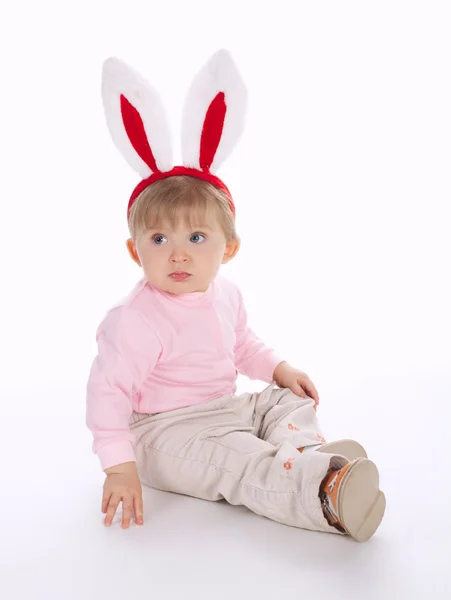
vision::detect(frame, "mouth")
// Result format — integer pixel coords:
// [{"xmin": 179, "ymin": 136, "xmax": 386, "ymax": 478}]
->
[{"xmin": 169, "ymin": 272, "xmax": 192, "ymax": 282}]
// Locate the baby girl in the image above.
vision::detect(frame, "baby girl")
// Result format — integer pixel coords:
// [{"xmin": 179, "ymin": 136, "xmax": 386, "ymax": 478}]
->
[{"xmin": 86, "ymin": 50, "xmax": 386, "ymax": 542}]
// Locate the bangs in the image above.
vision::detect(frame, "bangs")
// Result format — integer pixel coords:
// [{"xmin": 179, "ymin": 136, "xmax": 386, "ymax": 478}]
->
[{"xmin": 142, "ymin": 192, "xmax": 212, "ymax": 232}]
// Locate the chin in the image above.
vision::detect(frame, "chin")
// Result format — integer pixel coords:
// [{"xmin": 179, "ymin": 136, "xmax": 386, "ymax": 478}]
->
[
  {"xmin": 167, "ymin": 279, "xmax": 196, "ymax": 293},
  {"xmin": 149, "ymin": 273, "xmax": 211, "ymax": 294}
]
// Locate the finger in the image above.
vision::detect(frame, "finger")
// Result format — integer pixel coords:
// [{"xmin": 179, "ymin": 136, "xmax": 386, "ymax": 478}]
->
[
  {"xmin": 311, "ymin": 388, "xmax": 320, "ymax": 404},
  {"xmin": 121, "ymin": 497, "xmax": 134, "ymax": 529},
  {"xmin": 301, "ymin": 379, "xmax": 319, "ymax": 404},
  {"xmin": 293, "ymin": 383, "xmax": 307, "ymax": 398},
  {"xmin": 134, "ymin": 496, "xmax": 144, "ymax": 525},
  {"xmin": 104, "ymin": 494, "xmax": 121, "ymax": 527},
  {"xmin": 102, "ymin": 491, "xmax": 111, "ymax": 514}
]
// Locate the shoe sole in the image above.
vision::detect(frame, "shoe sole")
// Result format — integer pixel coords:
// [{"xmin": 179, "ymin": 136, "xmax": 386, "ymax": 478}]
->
[
  {"xmin": 338, "ymin": 458, "xmax": 386, "ymax": 542},
  {"xmin": 317, "ymin": 440, "xmax": 368, "ymax": 460}
]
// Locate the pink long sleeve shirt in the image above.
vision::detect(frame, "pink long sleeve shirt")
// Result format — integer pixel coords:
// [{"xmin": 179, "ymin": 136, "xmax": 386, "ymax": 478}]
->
[{"xmin": 86, "ymin": 275, "xmax": 283, "ymax": 471}]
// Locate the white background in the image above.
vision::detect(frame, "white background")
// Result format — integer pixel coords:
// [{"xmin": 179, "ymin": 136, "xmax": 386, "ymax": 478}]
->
[{"xmin": 1, "ymin": 1, "xmax": 450, "ymax": 599}]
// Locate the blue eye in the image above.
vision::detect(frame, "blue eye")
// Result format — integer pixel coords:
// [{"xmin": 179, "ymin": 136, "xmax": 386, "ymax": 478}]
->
[
  {"xmin": 153, "ymin": 235, "xmax": 167, "ymax": 245},
  {"xmin": 190, "ymin": 233, "xmax": 206, "ymax": 243}
]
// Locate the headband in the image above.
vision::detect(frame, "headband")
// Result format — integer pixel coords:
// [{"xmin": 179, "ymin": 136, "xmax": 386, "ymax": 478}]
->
[{"xmin": 101, "ymin": 49, "xmax": 248, "ymax": 219}]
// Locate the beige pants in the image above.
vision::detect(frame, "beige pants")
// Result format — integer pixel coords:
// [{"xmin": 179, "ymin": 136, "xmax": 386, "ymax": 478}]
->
[{"xmin": 130, "ymin": 382, "xmax": 348, "ymax": 534}]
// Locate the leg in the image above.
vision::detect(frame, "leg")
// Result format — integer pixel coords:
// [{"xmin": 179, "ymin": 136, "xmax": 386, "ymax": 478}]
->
[
  {"xmin": 254, "ymin": 383, "xmax": 367, "ymax": 459},
  {"xmin": 253, "ymin": 382, "xmax": 326, "ymax": 449},
  {"xmin": 129, "ymin": 391, "xmax": 347, "ymax": 535},
  {"xmin": 252, "ymin": 384, "xmax": 384, "ymax": 540}
]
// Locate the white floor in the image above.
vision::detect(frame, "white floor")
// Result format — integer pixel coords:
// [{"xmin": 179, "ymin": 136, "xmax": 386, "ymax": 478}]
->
[{"xmin": 2, "ymin": 373, "xmax": 450, "ymax": 600}]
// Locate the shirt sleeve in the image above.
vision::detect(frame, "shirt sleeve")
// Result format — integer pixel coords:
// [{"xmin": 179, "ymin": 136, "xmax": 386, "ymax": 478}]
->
[
  {"xmin": 233, "ymin": 287, "xmax": 284, "ymax": 382},
  {"xmin": 86, "ymin": 306, "xmax": 162, "ymax": 471}
]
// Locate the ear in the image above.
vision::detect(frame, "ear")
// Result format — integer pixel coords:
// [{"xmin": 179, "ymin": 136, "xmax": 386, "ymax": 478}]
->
[
  {"xmin": 222, "ymin": 235, "xmax": 240, "ymax": 264},
  {"xmin": 126, "ymin": 238, "xmax": 141, "ymax": 266},
  {"xmin": 102, "ymin": 57, "xmax": 173, "ymax": 178},
  {"xmin": 181, "ymin": 49, "xmax": 247, "ymax": 173}
]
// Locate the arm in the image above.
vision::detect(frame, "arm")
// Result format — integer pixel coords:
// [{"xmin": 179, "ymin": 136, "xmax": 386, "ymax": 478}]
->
[
  {"xmin": 86, "ymin": 306, "xmax": 162, "ymax": 471},
  {"xmin": 233, "ymin": 287, "xmax": 284, "ymax": 382}
]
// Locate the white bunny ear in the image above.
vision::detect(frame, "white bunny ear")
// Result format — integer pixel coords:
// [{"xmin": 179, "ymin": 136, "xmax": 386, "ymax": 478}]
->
[
  {"xmin": 101, "ymin": 57, "xmax": 173, "ymax": 178},
  {"xmin": 181, "ymin": 49, "xmax": 247, "ymax": 173}
]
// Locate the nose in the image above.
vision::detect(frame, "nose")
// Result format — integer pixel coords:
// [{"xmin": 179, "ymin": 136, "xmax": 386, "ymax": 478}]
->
[{"xmin": 169, "ymin": 246, "xmax": 189, "ymax": 264}]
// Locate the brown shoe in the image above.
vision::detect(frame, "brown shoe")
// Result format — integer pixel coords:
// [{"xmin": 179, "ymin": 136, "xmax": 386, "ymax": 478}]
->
[{"xmin": 320, "ymin": 458, "xmax": 386, "ymax": 542}]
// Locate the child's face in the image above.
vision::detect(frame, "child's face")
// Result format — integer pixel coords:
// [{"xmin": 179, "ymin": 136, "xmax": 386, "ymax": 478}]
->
[{"xmin": 126, "ymin": 208, "xmax": 239, "ymax": 293}]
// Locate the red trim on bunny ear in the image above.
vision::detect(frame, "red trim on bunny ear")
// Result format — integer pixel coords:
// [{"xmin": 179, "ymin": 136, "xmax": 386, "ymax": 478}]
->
[
  {"xmin": 199, "ymin": 92, "xmax": 226, "ymax": 171},
  {"xmin": 120, "ymin": 95, "xmax": 160, "ymax": 173}
]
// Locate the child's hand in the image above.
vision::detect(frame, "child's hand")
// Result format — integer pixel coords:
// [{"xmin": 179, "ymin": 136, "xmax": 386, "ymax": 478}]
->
[
  {"xmin": 273, "ymin": 362, "xmax": 320, "ymax": 409},
  {"xmin": 102, "ymin": 461, "xmax": 144, "ymax": 528}
]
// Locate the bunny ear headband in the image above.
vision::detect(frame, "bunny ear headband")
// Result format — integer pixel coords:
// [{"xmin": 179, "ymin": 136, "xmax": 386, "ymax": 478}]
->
[{"xmin": 101, "ymin": 49, "xmax": 248, "ymax": 219}]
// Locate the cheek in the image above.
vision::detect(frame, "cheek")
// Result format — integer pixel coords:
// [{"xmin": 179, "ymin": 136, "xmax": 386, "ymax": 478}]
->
[
  {"xmin": 140, "ymin": 245, "xmax": 165, "ymax": 266},
  {"xmin": 197, "ymin": 245, "xmax": 221, "ymax": 262},
  {"xmin": 199, "ymin": 240, "xmax": 225, "ymax": 257}
]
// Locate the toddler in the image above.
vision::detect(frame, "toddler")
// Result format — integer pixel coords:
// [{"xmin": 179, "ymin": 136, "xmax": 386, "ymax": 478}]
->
[{"xmin": 86, "ymin": 50, "xmax": 386, "ymax": 542}]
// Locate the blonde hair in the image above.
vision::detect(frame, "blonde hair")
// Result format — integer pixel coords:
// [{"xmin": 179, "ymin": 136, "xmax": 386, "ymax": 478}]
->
[{"xmin": 127, "ymin": 176, "xmax": 238, "ymax": 242}]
